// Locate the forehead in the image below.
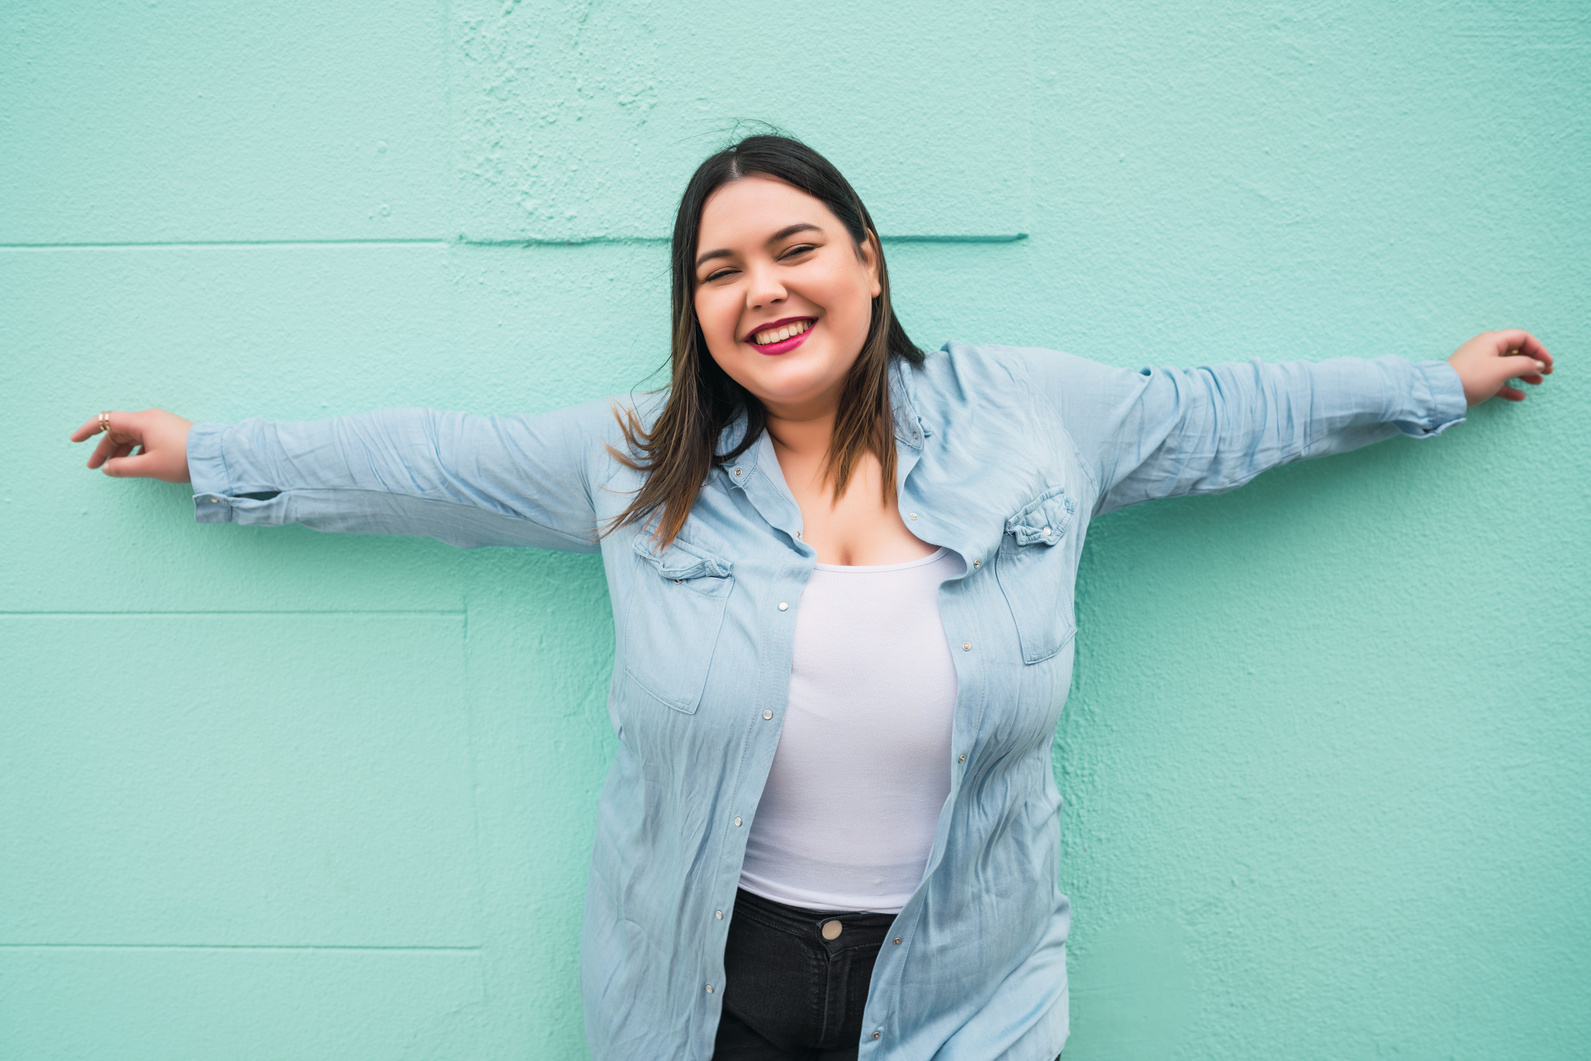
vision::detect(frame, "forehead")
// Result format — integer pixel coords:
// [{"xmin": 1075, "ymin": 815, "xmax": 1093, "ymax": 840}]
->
[{"xmin": 697, "ymin": 175, "xmax": 839, "ymax": 245}]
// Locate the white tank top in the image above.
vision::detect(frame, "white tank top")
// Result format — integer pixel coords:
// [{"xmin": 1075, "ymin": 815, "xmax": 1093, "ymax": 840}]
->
[{"xmin": 739, "ymin": 547, "xmax": 964, "ymax": 913}]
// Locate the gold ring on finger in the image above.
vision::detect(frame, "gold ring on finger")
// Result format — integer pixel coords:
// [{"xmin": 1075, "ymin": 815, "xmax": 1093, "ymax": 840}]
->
[{"xmin": 100, "ymin": 410, "xmax": 111, "ymax": 434}]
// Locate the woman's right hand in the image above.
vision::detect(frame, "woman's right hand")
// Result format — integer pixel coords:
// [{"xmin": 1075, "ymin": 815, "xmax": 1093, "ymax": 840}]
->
[{"xmin": 71, "ymin": 409, "xmax": 195, "ymax": 482}]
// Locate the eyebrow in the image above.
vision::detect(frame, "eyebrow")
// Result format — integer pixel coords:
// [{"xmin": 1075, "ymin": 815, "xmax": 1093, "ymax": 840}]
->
[{"xmin": 695, "ymin": 223, "xmax": 823, "ymax": 269}]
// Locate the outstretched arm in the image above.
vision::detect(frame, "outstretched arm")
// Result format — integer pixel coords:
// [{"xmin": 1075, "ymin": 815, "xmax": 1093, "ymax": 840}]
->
[
  {"xmin": 70, "ymin": 400, "xmax": 632, "ymax": 551},
  {"xmin": 1006, "ymin": 329, "xmax": 1552, "ymax": 516}
]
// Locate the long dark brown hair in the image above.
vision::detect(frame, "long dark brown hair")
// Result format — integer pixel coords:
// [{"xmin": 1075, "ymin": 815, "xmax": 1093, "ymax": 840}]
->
[{"xmin": 608, "ymin": 134, "xmax": 923, "ymax": 546}]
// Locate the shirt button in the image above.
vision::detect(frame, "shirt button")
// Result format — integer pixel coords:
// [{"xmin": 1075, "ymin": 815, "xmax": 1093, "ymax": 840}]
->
[
  {"xmin": 972, "ymin": 559, "xmax": 980, "ymax": 568},
  {"xmin": 962, "ymin": 642, "xmax": 971, "ymax": 651},
  {"xmin": 872, "ymin": 1031, "xmax": 881, "ymax": 1040},
  {"xmin": 706, "ymin": 984, "xmax": 714, "ymax": 994},
  {"xmin": 908, "ymin": 513, "xmax": 918, "ymax": 520},
  {"xmin": 958, "ymin": 754, "xmax": 966, "ymax": 763},
  {"xmin": 1042, "ymin": 526, "xmax": 1050, "ymax": 534},
  {"xmin": 210, "ymin": 497, "xmax": 219, "ymax": 503},
  {"xmin": 778, "ymin": 601, "xmax": 788, "ymax": 611},
  {"xmin": 762, "ymin": 710, "xmax": 773, "ymax": 720},
  {"xmin": 716, "ymin": 910, "xmax": 724, "ymax": 920},
  {"xmin": 734, "ymin": 816, "xmax": 743, "ymax": 827},
  {"xmin": 733, "ymin": 468, "xmax": 742, "ymax": 477},
  {"xmin": 892, "ymin": 937, "xmax": 902, "ymax": 945}
]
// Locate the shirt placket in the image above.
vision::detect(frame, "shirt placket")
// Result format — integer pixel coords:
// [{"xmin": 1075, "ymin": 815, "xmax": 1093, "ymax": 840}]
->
[
  {"xmin": 854, "ymin": 384, "xmax": 1000, "ymax": 1054},
  {"xmin": 694, "ymin": 433, "xmax": 813, "ymax": 1019}
]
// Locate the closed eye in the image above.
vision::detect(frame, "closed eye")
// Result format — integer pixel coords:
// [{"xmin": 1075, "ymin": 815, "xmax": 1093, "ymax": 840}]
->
[{"xmin": 700, "ymin": 244, "xmax": 815, "ymax": 283}]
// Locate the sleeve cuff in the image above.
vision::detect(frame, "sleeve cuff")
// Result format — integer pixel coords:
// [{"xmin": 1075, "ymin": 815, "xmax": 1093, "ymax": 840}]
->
[
  {"xmin": 1393, "ymin": 360, "xmax": 1468, "ymax": 438},
  {"xmin": 187, "ymin": 422, "xmax": 236, "ymax": 523}
]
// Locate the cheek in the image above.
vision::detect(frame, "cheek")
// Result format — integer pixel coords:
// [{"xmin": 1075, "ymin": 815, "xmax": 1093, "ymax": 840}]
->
[
  {"xmin": 692, "ymin": 292, "xmax": 742, "ymax": 378},
  {"xmin": 691, "ymin": 290, "xmax": 711, "ymax": 334},
  {"xmin": 696, "ymin": 288, "xmax": 740, "ymax": 341},
  {"xmin": 824, "ymin": 273, "xmax": 874, "ymax": 339}
]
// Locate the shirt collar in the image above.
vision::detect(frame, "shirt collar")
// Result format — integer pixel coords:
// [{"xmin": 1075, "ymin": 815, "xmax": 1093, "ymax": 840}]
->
[
  {"xmin": 714, "ymin": 405, "xmax": 757, "ymax": 487},
  {"xmin": 716, "ymin": 356, "xmax": 927, "ymax": 490},
  {"xmin": 890, "ymin": 355, "xmax": 927, "ymax": 451}
]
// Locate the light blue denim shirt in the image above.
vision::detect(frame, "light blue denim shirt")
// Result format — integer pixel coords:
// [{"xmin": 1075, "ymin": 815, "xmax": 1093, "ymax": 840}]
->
[{"xmin": 187, "ymin": 342, "xmax": 1467, "ymax": 1060}]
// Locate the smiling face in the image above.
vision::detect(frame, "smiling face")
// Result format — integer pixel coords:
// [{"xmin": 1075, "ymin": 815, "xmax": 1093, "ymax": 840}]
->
[{"xmin": 692, "ymin": 175, "xmax": 882, "ymax": 420}]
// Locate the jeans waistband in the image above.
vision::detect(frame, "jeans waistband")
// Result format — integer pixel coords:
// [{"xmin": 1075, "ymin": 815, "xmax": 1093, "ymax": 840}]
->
[{"xmin": 732, "ymin": 888, "xmax": 898, "ymax": 937}]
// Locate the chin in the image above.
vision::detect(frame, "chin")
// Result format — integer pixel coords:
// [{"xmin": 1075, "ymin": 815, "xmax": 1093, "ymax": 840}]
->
[{"xmin": 747, "ymin": 365, "xmax": 836, "ymax": 402}]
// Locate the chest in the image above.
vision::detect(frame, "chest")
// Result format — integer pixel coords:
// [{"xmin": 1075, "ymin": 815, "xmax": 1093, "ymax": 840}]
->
[
  {"xmin": 773, "ymin": 446, "xmax": 938, "ymax": 566},
  {"xmin": 602, "ymin": 387, "xmax": 1092, "ymax": 732}
]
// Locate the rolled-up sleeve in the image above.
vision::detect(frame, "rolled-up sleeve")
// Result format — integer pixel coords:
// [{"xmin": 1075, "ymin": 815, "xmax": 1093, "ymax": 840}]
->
[
  {"xmin": 1007, "ymin": 348, "xmax": 1467, "ymax": 516},
  {"xmin": 186, "ymin": 397, "xmax": 628, "ymax": 551}
]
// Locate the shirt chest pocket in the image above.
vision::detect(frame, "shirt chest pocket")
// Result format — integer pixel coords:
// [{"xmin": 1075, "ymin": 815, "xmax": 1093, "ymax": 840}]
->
[
  {"xmin": 995, "ymin": 486, "xmax": 1078, "ymax": 664},
  {"xmin": 621, "ymin": 534, "xmax": 735, "ymax": 714}
]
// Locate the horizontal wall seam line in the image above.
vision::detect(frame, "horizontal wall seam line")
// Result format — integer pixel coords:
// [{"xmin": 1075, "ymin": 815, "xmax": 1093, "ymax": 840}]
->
[
  {"xmin": 1, "ymin": 233, "xmax": 1028, "ymax": 250},
  {"xmin": 0, "ymin": 610, "xmax": 466, "ymax": 617},
  {"xmin": 456, "ymin": 233, "xmax": 1029, "ymax": 246},
  {"xmin": 0, "ymin": 239, "xmax": 451, "ymax": 250},
  {"xmin": 458, "ymin": 236, "xmax": 670, "ymax": 246},
  {"xmin": 884, "ymin": 233, "xmax": 1029, "ymax": 243},
  {"xmin": 0, "ymin": 943, "xmax": 482, "ymax": 952}
]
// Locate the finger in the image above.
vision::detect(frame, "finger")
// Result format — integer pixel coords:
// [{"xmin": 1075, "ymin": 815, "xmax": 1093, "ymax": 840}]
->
[
  {"xmin": 1488, "ymin": 328, "xmax": 1533, "ymax": 352},
  {"xmin": 102, "ymin": 451, "xmax": 159, "ymax": 478},
  {"xmin": 85, "ymin": 412, "xmax": 149, "ymax": 466},
  {"xmin": 1497, "ymin": 384, "xmax": 1527, "ymax": 402},
  {"xmin": 71, "ymin": 409, "xmax": 141, "ymax": 444},
  {"xmin": 86, "ymin": 433, "xmax": 119, "ymax": 468},
  {"xmin": 1493, "ymin": 330, "xmax": 1553, "ymax": 371},
  {"xmin": 86, "ymin": 427, "xmax": 132, "ymax": 468},
  {"xmin": 69, "ymin": 416, "xmax": 103, "ymax": 443},
  {"xmin": 1526, "ymin": 339, "xmax": 1553, "ymax": 374},
  {"xmin": 1501, "ymin": 354, "xmax": 1549, "ymax": 381},
  {"xmin": 86, "ymin": 432, "xmax": 139, "ymax": 468},
  {"xmin": 106, "ymin": 437, "xmax": 143, "ymax": 466}
]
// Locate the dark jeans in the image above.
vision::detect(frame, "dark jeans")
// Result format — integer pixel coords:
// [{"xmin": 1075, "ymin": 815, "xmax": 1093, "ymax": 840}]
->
[
  {"xmin": 712, "ymin": 888, "xmax": 895, "ymax": 1060},
  {"xmin": 710, "ymin": 887, "xmax": 1065, "ymax": 1061}
]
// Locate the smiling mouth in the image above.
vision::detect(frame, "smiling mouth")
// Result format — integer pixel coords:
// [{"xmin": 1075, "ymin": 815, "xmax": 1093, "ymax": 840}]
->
[{"xmin": 750, "ymin": 319, "xmax": 814, "ymax": 346}]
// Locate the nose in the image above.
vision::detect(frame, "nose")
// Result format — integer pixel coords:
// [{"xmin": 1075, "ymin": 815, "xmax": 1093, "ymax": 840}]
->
[{"xmin": 744, "ymin": 261, "xmax": 787, "ymax": 311}]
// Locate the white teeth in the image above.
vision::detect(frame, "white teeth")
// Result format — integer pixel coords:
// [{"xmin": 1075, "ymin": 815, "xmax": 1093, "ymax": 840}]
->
[{"xmin": 753, "ymin": 319, "xmax": 812, "ymax": 345}]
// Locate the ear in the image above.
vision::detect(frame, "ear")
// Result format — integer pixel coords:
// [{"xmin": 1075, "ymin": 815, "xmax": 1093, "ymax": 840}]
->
[{"xmin": 861, "ymin": 230, "xmax": 882, "ymax": 299}]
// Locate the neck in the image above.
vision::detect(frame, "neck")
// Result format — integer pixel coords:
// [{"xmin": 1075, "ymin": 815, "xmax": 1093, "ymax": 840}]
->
[{"xmin": 764, "ymin": 405, "xmax": 835, "ymax": 466}]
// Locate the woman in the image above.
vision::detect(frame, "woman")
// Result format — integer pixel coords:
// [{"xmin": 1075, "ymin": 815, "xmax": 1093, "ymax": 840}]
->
[{"xmin": 73, "ymin": 135, "xmax": 1551, "ymax": 1060}]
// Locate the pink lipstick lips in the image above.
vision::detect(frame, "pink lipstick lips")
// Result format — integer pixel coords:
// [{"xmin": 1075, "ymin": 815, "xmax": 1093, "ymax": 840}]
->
[{"xmin": 745, "ymin": 317, "xmax": 815, "ymax": 355}]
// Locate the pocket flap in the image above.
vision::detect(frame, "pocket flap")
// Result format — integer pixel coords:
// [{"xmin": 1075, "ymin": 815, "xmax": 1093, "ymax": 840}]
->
[
  {"xmin": 1004, "ymin": 487, "xmax": 1075, "ymax": 547},
  {"xmin": 633, "ymin": 532, "xmax": 734, "ymax": 581}
]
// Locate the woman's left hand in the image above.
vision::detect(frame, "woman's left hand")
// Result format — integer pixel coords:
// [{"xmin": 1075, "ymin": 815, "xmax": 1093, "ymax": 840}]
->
[{"xmin": 1448, "ymin": 330, "xmax": 1554, "ymax": 406}]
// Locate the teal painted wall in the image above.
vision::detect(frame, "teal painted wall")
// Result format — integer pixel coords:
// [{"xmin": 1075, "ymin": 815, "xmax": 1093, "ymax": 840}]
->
[{"xmin": 3, "ymin": 1, "xmax": 1586, "ymax": 1057}]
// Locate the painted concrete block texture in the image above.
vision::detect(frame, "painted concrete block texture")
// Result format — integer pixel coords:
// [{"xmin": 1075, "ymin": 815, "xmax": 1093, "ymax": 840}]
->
[
  {"xmin": 2, "ymin": 2, "xmax": 453, "ymax": 244},
  {"xmin": 3, "ymin": 2, "xmax": 1587, "ymax": 1060},
  {"xmin": 452, "ymin": 0, "xmax": 1031, "ymax": 239}
]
